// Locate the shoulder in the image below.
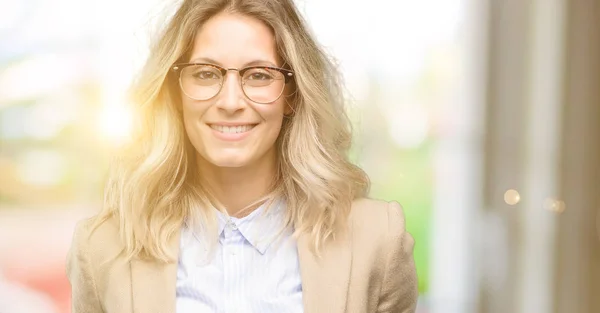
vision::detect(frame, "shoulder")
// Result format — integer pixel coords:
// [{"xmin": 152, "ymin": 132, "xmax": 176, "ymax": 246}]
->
[
  {"xmin": 67, "ymin": 216, "xmax": 129, "ymax": 312},
  {"xmin": 68, "ymin": 215, "xmax": 124, "ymax": 268},
  {"xmin": 349, "ymin": 197, "xmax": 408, "ymax": 237},
  {"xmin": 348, "ymin": 198, "xmax": 412, "ymax": 259},
  {"xmin": 349, "ymin": 198, "xmax": 418, "ymax": 310}
]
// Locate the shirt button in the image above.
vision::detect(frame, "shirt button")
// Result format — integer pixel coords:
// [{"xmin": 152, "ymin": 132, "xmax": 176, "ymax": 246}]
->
[{"xmin": 228, "ymin": 220, "xmax": 238, "ymax": 230}]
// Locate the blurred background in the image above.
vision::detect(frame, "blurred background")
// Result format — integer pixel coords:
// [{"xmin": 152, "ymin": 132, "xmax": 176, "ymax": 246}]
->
[{"xmin": 0, "ymin": 0, "xmax": 598, "ymax": 312}]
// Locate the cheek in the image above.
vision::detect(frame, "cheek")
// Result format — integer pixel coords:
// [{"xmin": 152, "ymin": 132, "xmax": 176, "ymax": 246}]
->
[
  {"xmin": 181, "ymin": 100, "xmax": 209, "ymax": 139},
  {"xmin": 181, "ymin": 98, "xmax": 209, "ymax": 122},
  {"xmin": 182, "ymin": 98, "xmax": 201, "ymax": 115},
  {"xmin": 254, "ymin": 103, "xmax": 286, "ymax": 134}
]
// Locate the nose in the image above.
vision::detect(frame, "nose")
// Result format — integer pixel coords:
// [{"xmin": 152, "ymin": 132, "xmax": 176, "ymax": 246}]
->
[{"xmin": 214, "ymin": 70, "xmax": 246, "ymax": 113}]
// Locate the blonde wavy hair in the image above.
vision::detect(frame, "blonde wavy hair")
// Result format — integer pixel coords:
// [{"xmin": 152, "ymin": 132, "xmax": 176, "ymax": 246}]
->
[{"xmin": 94, "ymin": 0, "xmax": 370, "ymax": 262}]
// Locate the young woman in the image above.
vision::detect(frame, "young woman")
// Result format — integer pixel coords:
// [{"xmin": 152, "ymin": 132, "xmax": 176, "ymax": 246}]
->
[{"xmin": 67, "ymin": 0, "xmax": 418, "ymax": 312}]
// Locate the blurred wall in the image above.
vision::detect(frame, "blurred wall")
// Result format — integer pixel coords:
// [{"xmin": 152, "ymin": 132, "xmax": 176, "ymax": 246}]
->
[
  {"xmin": 478, "ymin": 0, "xmax": 600, "ymax": 313},
  {"xmin": 555, "ymin": 0, "xmax": 600, "ymax": 312}
]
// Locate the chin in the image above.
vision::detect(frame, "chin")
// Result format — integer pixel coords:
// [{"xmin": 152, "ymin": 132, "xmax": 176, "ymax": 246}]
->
[
  {"xmin": 204, "ymin": 151, "xmax": 252, "ymax": 168},
  {"xmin": 210, "ymin": 159, "xmax": 248, "ymax": 168}
]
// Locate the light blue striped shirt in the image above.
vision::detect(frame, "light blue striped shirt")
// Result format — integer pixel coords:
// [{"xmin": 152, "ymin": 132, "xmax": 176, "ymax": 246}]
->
[{"xmin": 176, "ymin": 200, "xmax": 304, "ymax": 313}]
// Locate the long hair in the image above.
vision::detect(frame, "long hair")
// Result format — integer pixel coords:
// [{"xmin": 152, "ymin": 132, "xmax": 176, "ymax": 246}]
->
[{"xmin": 94, "ymin": 0, "xmax": 370, "ymax": 263}]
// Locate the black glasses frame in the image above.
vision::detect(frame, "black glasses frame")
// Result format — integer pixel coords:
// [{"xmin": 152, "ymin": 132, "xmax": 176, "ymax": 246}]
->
[{"xmin": 171, "ymin": 63, "xmax": 295, "ymax": 104}]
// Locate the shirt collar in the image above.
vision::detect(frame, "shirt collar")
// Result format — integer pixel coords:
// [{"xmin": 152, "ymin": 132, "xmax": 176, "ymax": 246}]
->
[{"xmin": 215, "ymin": 198, "xmax": 288, "ymax": 254}]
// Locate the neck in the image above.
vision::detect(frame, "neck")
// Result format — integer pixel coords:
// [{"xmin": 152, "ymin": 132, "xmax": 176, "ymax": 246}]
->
[{"xmin": 197, "ymin": 152, "xmax": 278, "ymax": 218}]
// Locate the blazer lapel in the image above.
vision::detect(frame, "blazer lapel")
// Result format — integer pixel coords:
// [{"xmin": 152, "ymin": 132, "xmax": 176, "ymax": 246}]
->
[
  {"xmin": 297, "ymin": 226, "xmax": 353, "ymax": 313},
  {"xmin": 131, "ymin": 231, "xmax": 181, "ymax": 313},
  {"xmin": 128, "ymin": 223, "xmax": 353, "ymax": 313}
]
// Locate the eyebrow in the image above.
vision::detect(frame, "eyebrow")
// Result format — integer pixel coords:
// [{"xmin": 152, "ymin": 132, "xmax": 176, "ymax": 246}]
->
[{"xmin": 189, "ymin": 57, "xmax": 279, "ymax": 68}]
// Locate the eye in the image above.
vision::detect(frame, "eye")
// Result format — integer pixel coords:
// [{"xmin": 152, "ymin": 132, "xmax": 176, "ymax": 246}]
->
[
  {"xmin": 186, "ymin": 65, "xmax": 222, "ymax": 82},
  {"xmin": 250, "ymin": 73, "xmax": 271, "ymax": 80},
  {"xmin": 192, "ymin": 70, "xmax": 219, "ymax": 80},
  {"xmin": 246, "ymin": 69, "xmax": 275, "ymax": 81}
]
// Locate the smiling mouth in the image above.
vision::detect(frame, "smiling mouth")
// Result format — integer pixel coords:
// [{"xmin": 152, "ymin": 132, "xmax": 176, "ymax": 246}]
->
[{"xmin": 209, "ymin": 124, "xmax": 257, "ymax": 134}]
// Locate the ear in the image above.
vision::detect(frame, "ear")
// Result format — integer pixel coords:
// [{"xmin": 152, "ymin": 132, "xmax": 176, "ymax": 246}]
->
[
  {"xmin": 284, "ymin": 100, "xmax": 293, "ymax": 115},
  {"xmin": 168, "ymin": 75, "xmax": 184, "ymax": 112},
  {"xmin": 283, "ymin": 83, "xmax": 296, "ymax": 116}
]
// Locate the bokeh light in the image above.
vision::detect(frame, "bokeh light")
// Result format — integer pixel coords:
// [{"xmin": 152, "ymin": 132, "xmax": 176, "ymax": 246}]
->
[
  {"xmin": 543, "ymin": 198, "xmax": 566, "ymax": 214},
  {"xmin": 504, "ymin": 189, "xmax": 521, "ymax": 205}
]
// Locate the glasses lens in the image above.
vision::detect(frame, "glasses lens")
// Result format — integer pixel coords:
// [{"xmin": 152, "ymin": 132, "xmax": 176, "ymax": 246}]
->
[
  {"xmin": 180, "ymin": 65, "xmax": 222, "ymax": 100},
  {"xmin": 242, "ymin": 68, "xmax": 285, "ymax": 103}
]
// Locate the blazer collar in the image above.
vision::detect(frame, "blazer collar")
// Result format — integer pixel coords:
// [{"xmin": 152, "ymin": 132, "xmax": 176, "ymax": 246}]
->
[{"xmin": 130, "ymin": 220, "xmax": 353, "ymax": 313}]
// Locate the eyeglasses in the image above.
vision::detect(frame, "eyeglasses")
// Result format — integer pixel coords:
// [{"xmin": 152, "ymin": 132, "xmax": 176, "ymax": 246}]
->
[{"xmin": 171, "ymin": 63, "xmax": 294, "ymax": 104}]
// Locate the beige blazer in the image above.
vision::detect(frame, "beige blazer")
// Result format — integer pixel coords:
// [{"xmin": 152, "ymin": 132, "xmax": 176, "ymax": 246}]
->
[{"xmin": 66, "ymin": 198, "xmax": 418, "ymax": 313}]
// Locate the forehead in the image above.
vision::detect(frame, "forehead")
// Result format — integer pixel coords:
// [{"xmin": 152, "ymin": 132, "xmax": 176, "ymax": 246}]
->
[{"xmin": 189, "ymin": 13, "xmax": 279, "ymax": 66}]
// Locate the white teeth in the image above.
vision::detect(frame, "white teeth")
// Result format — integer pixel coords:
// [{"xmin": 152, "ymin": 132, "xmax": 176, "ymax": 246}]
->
[{"xmin": 211, "ymin": 124, "xmax": 255, "ymax": 134}]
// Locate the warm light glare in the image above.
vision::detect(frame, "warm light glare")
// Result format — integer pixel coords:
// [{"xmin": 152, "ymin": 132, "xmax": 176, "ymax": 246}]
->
[
  {"xmin": 99, "ymin": 104, "xmax": 132, "ymax": 143},
  {"xmin": 504, "ymin": 189, "xmax": 521, "ymax": 205}
]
